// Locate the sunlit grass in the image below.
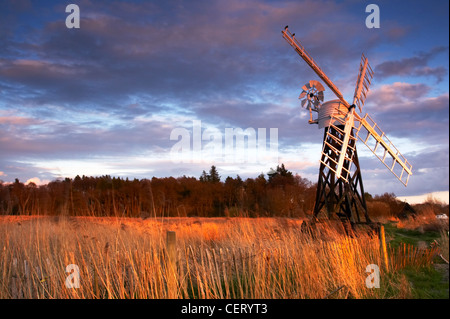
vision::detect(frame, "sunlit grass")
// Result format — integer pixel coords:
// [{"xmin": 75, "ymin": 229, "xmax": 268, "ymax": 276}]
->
[{"xmin": 0, "ymin": 216, "xmax": 441, "ymax": 299}]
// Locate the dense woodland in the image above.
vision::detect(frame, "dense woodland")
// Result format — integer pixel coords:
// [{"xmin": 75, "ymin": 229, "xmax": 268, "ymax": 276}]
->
[{"xmin": 0, "ymin": 165, "xmax": 447, "ymax": 219}]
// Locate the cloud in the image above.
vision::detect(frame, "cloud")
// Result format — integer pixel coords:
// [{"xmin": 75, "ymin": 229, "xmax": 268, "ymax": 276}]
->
[
  {"xmin": 364, "ymin": 84, "xmax": 449, "ymax": 142},
  {"xmin": 0, "ymin": 114, "xmax": 179, "ymax": 160},
  {"xmin": 368, "ymin": 82, "xmax": 430, "ymax": 106},
  {"xmin": 375, "ymin": 46, "xmax": 448, "ymax": 82},
  {"xmin": 0, "ymin": 0, "xmax": 447, "ymax": 199},
  {"xmin": 359, "ymin": 146, "xmax": 449, "ymax": 197},
  {"xmin": 25, "ymin": 177, "xmax": 50, "ymax": 186},
  {"xmin": 0, "ymin": 0, "xmax": 413, "ymax": 113},
  {"xmin": 0, "ymin": 115, "xmax": 39, "ymax": 126}
]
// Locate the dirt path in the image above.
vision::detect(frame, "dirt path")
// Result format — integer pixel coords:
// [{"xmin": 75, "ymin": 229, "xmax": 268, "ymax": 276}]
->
[
  {"xmin": 417, "ymin": 241, "xmax": 428, "ymax": 249},
  {"xmin": 433, "ymin": 263, "xmax": 449, "ymax": 298},
  {"xmin": 434, "ymin": 263, "xmax": 449, "ymax": 282}
]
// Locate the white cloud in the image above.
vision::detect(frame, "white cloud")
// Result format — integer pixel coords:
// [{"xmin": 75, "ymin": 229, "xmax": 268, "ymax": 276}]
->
[
  {"xmin": 397, "ymin": 191, "xmax": 449, "ymax": 205},
  {"xmin": 26, "ymin": 177, "xmax": 50, "ymax": 186}
]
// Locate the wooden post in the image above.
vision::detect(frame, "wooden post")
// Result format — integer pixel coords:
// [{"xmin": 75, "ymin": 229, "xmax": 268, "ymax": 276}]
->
[
  {"xmin": 166, "ymin": 231, "xmax": 177, "ymax": 298},
  {"xmin": 379, "ymin": 225, "xmax": 389, "ymax": 272},
  {"xmin": 166, "ymin": 231, "xmax": 177, "ymax": 266},
  {"xmin": 10, "ymin": 258, "xmax": 20, "ymax": 299}
]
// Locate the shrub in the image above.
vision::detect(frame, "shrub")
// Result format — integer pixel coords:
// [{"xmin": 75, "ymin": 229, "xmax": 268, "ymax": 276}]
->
[{"xmin": 367, "ymin": 201, "xmax": 391, "ymax": 220}]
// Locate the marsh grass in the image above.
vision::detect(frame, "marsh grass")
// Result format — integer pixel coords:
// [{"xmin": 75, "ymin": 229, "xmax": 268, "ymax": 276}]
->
[{"xmin": 0, "ymin": 216, "xmax": 437, "ymax": 299}]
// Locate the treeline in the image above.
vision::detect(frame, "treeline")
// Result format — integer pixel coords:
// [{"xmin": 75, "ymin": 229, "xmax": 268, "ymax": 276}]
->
[
  {"xmin": 2, "ymin": 165, "xmax": 447, "ymax": 219},
  {"xmin": 0, "ymin": 165, "xmax": 317, "ymax": 218}
]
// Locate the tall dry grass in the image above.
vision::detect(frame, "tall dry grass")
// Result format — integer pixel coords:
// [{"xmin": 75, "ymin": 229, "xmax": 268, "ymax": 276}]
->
[
  {"xmin": 0, "ymin": 216, "xmax": 421, "ymax": 299},
  {"xmin": 438, "ymin": 230, "xmax": 449, "ymax": 263}
]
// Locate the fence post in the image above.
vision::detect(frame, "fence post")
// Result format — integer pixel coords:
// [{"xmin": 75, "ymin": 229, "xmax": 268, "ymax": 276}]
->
[
  {"xmin": 379, "ymin": 225, "xmax": 389, "ymax": 272},
  {"xmin": 166, "ymin": 231, "xmax": 177, "ymax": 298},
  {"xmin": 10, "ymin": 258, "xmax": 20, "ymax": 299},
  {"xmin": 166, "ymin": 231, "xmax": 177, "ymax": 265}
]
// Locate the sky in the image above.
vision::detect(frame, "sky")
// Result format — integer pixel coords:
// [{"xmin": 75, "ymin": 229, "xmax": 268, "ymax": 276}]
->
[{"xmin": 0, "ymin": 0, "xmax": 448, "ymax": 202}]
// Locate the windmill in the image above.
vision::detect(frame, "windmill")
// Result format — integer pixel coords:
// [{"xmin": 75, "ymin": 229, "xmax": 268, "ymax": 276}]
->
[{"xmin": 282, "ymin": 26, "xmax": 413, "ymax": 225}]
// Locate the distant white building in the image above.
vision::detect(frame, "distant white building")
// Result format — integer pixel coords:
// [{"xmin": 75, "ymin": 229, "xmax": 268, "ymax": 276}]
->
[{"xmin": 436, "ymin": 214, "xmax": 448, "ymax": 220}]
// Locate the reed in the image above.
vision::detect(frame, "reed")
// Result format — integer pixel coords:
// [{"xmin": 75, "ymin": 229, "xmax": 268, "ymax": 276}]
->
[{"xmin": 0, "ymin": 216, "xmax": 435, "ymax": 299}]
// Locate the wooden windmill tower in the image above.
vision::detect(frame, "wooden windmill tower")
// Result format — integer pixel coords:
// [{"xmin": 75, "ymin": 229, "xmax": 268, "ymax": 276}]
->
[{"xmin": 282, "ymin": 26, "xmax": 413, "ymax": 225}]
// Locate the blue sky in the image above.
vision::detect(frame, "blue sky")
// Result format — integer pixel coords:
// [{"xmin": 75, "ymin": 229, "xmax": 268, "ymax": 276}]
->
[{"xmin": 0, "ymin": 0, "xmax": 448, "ymax": 200}]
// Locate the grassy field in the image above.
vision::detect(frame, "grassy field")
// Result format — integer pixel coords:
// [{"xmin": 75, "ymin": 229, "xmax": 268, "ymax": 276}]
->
[
  {"xmin": 0, "ymin": 215, "xmax": 447, "ymax": 299},
  {"xmin": 383, "ymin": 222, "xmax": 449, "ymax": 298}
]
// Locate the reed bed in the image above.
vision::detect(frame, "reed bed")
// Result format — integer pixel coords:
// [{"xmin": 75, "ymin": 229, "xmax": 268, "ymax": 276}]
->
[
  {"xmin": 389, "ymin": 243, "xmax": 440, "ymax": 272},
  {"xmin": 0, "ymin": 216, "xmax": 436, "ymax": 299}
]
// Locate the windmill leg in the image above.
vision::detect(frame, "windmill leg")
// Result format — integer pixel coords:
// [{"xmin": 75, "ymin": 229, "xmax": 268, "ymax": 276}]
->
[
  {"xmin": 313, "ymin": 130, "xmax": 330, "ymax": 220},
  {"xmin": 343, "ymin": 136, "xmax": 358, "ymax": 223},
  {"xmin": 312, "ymin": 127, "xmax": 374, "ymax": 227},
  {"xmin": 341, "ymin": 146, "xmax": 371, "ymax": 225},
  {"xmin": 351, "ymin": 150, "xmax": 371, "ymax": 223},
  {"xmin": 312, "ymin": 173, "xmax": 322, "ymax": 220},
  {"xmin": 315, "ymin": 126, "xmax": 343, "ymax": 219},
  {"xmin": 313, "ymin": 159, "xmax": 327, "ymax": 220}
]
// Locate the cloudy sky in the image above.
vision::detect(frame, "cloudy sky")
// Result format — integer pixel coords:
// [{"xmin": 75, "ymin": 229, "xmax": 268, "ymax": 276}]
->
[{"xmin": 0, "ymin": 0, "xmax": 448, "ymax": 201}]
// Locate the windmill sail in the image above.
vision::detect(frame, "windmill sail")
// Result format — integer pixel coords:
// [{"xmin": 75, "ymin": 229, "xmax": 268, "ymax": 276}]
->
[
  {"xmin": 350, "ymin": 57, "xmax": 411, "ymax": 186},
  {"xmin": 354, "ymin": 113, "xmax": 413, "ymax": 186},
  {"xmin": 352, "ymin": 54, "xmax": 374, "ymax": 113},
  {"xmin": 334, "ymin": 109, "xmax": 356, "ymax": 180},
  {"xmin": 321, "ymin": 110, "xmax": 413, "ymax": 186},
  {"xmin": 320, "ymin": 111, "xmax": 357, "ymax": 182},
  {"xmin": 282, "ymin": 27, "xmax": 350, "ymax": 109},
  {"xmin": 334, "ymin": 54, "xmax": 373, "ymax": 180}
]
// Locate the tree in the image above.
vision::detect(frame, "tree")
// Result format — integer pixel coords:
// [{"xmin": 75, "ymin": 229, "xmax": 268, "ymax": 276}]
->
[
  {"xmin": 199, "ymin": 166, "xmax": 221, "ymax": 183},
  {"xmin": 208, "ymin": 165, "xmax": 220, "ymax": 183},
  {"xmin": 268, "ymin": 163, "xmax": 295, "ymax": 187},
  {"xmin": 199, "ymin": 170, "xmax": 208, "ymax": 182},
  {"xmin": 0, "ymin": 167, "xmax": 320, "ymax": 218},
  {"xmin": 364, "ymin": 192, "xmax": 373, "ymax": 202},
  {"xmin": 224, "ymin": 176, "xmax": 244, "ymax": 210}
]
